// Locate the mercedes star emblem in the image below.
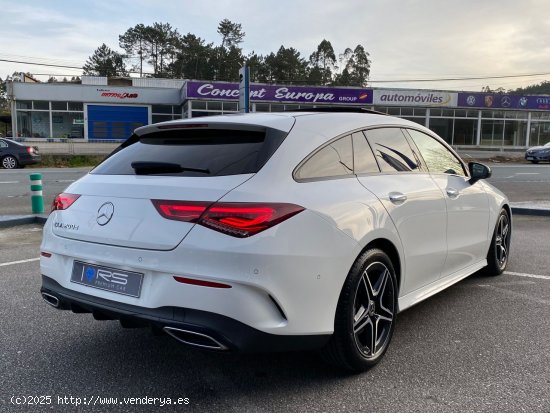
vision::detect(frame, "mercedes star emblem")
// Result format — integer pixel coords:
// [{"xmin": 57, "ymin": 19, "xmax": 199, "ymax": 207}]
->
[{"xmin": 96, "ymin": 202, "xmax": 115, "ymax": 226}]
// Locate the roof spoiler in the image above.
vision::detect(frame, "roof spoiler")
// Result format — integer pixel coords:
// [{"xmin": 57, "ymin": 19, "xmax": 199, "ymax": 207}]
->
[{"xmin": 285, "ymin": 107, "xmax": 387, "ymax": 116}]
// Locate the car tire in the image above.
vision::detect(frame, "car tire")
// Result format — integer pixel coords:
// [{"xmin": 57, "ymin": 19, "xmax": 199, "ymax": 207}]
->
[
  {"xmin": 321, "ymin": 248, "xmax": 397, "ymax": 372},
  {"xmin": 1, "ymin": 155, "xmax": 19, "ymax": 169},
  {"xmin": 484, "ymin": 209, "xmax": 511, "ymax": 276},
  {"xmin": 530, "ymin": 160, "xmax": 539, "ymax": 164}
]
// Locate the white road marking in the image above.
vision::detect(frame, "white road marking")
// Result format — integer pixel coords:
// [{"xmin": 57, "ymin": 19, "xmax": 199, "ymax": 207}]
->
[
  {"xmin": 0, "ymin": 257, "xmax": 40, "ymax": 267},
  {"xmin": 54, "ymin": 180, "xmax": 75, "ymax": 183},
  {"xmin": 478, "ymin": 284, "xmax": 550, "ymax": 305},
  {"xmin": 505, "ymin": 271, "xmax": 550, "ymax": 280},
  {"xmin": 0, "ymin": 181, "xmax": 19, "ymax": 184}
]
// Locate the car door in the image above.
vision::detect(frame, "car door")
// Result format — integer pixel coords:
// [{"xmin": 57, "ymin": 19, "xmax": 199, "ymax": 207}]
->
[
  {"xmin": 405, "ymin": 128, "xmax": 490, "ymax": 277},
  {"xmin": 356, "ymin": 128, "xmax": 448, "ymax": 296}
]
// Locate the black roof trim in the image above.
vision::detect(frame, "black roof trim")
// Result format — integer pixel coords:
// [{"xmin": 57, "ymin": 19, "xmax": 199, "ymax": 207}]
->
[{"xmin": 285, "ymin": 107, "xmax": 387, "ymax": 115}]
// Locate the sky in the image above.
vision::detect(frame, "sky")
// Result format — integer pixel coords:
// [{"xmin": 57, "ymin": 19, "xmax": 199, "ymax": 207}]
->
[{"xmin": 1, "ymin": 0, "xmax": 549, "ymax": 91}]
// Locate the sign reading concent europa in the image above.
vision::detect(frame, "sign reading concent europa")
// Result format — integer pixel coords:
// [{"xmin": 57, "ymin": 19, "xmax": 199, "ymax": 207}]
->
[
  {"xmin": 186, "ymin": 81, "xmax": 373, "ymax": 105},
  {"xmin": 373, "ymin": 90, "xmax": 458, "ymax": 107}
]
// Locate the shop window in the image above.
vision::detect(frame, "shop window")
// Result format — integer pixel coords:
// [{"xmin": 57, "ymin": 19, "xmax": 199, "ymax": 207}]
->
[
  {"xmin": 223, "ymin": 102, "xmax": 238, "ymax": 111},
  {"xmin": 16, "ymin": 101, "xmax": 31, "ymax": 109},
  {"xmin": 52, "ymin": 112, "xmax": 84, "ymax": 139},
  {"xmin": 33, "ymin": 101, "xmax": 49, "ymax": 110},
  {"xmin": 152, "ymin": 105, "xmax": 173, "ymax": 114},
  {"xmin": 52, "ymin": 101, "xmax": 68, "ymax": 111},
  {"xmin": 68, "ymin": 102, "xmax": 83, "ymax": 111},
  {"xmin": 207, "ymin": 101, "xmax": 222, "ymax": 110}
]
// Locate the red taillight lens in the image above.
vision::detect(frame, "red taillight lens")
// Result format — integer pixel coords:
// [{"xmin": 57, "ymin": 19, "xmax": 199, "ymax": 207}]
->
[
  {"xmin": 201, "ymin": 203, "xmax": 304, "ymax": 237},
  {"xmin": 27, "ymin": 146, "xmax": 33, "ymax": 154},
  {"xmin": 151, "ymin": 200, "xmax": 211, "ymax": 222},
  {"xmin": 151, "ymin": 200, "xmax": 304, "ymax": 237},
  {"xmin": 51, "ymin": 193, "xmax": 80, "ymax": 212}
]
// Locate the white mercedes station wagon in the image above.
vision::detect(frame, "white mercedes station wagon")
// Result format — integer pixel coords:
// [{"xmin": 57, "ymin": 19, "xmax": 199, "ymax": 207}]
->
[{"xmin": 40, "ymin": 110, "xmax": 511, "ymax": 371}]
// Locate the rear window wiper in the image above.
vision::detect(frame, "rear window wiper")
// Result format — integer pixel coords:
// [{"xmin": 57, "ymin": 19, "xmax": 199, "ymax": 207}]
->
[{"xmin": 131, "ymin": 161, "xmax": 210, "ymax": 175}]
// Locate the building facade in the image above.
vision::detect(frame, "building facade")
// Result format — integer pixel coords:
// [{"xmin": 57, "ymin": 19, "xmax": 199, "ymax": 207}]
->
[{"xmin": 8, "ymin": 76, "xmax": 550, "ymax": 148}]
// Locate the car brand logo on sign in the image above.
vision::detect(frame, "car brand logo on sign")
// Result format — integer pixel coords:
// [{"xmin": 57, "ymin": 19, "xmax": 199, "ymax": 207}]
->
[
  {"xmin": 466, "ymin": 95, "xmax": 476, "ymax": 106},
  {"xmin": 501, "ymin": 96, "xmax": 511, "ymax": 107},
  {"xmin": 97, "ymin": 202, "xmax": 114, "ymax": 226}
]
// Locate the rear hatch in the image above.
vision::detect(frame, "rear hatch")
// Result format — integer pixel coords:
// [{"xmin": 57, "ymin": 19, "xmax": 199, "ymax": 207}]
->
[{"xmin": 52, "ymin": 119, "xmax": 293, "ymax": 250}]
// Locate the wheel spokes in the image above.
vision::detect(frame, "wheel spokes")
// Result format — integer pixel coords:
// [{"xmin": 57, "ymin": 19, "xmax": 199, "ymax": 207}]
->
[{"xmin": 353, "ymin": 262, "xmax": 395, "ymax": 359}]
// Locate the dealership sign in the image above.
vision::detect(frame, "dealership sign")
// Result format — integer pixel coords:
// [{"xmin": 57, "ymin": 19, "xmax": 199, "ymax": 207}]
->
[
  {"xmin": 373, "ymin": 90, "xmax": 458, "ymax": 107},
  {"xmin": 458, "ymin": 92, "xmax": 550, "ymax": 110},
  {"xmin": 185, "ymin": 81, "xmax": 373, "ymax": 105}
]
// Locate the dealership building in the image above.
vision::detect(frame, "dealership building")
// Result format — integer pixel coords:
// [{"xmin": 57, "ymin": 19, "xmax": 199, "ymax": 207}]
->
[{"xmin": 8, "ymin": 76, "xmax": 550, "ymax": 148}]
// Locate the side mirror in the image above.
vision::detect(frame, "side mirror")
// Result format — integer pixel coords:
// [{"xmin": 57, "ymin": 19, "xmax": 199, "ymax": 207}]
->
[{"xmin": 468, "ymin": 162, "xmax": 492, "ymax": 183}]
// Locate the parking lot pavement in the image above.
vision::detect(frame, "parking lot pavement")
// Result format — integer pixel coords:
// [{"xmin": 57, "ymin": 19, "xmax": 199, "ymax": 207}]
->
[{"xmin": 0, "ymin": 217, "xmax": 549, "ymax": 413}]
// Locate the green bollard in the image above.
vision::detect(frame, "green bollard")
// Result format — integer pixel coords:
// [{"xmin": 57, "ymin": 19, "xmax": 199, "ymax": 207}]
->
[{"xmin": 30, "ymin": 173, "xmax": 45, "ymax": 214}]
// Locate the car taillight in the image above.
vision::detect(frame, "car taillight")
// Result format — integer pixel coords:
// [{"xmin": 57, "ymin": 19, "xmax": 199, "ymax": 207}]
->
[
  {"xmin": 151, "ymin": 200, "xmax": 211, "ymax": 222},
  {"xmin": 51, "ymin": 193, "xmax": 80, "ymax": 212},
  {"xmin": 152, "ymin": 200, "xmax": 304, "ymax": 238},
  {"xmin": 27, "ymin": 146, "xmax": 33, "ymax": 154}
]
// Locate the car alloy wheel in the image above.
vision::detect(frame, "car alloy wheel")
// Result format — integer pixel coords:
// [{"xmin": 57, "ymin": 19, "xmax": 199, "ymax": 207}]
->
[
  {"xmin": 485, "ymin": 209, "xmax": 511, "ymax": 276},
  {"xmin": 494, "ymin": 212, "xmax": 510, "ymax": 269},
  {"xmin": 2, "ymin": 156, "xmax": 18, "ymax": 169},
  {"xmin": 321, "ymin": 248, "xmax": 397, "ymax": 371},
  {"xmin": 352, "ymin": 261, "xmax": 395, "ymax": 360}
]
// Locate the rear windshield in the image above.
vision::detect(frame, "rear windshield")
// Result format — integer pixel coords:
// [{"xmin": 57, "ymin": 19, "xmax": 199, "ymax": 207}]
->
[{"xmin": 91, "ymin": 127, "xmax": 287, "ymax": 177}]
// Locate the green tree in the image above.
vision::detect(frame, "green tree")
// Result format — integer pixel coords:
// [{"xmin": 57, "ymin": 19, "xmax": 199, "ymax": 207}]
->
[
  {"xmin": 217, "ymin": 19, "xmax": 245, "ymax": 49},
  {"xmin": 264, "ymin": 46, "xmax": 308, "ymax": 83},
  {"xmin": 0, "ymin": 77, "xmax": 8, "ymax": 112},
  {"xmin": 308, "ymin": 39, "xmax": 337, "ymax": 85},
  {"xmin": 119, "ymin": 23, "xmax": 148, "ymax": 76},
  {"xmin": 170, "ymin": 33, "xmax": 214, "ymax": 79},
  {"xmin": 214, "ymin": 19, "xmax": 246, "ymax": 81},
  {"xmin": 335, "ymin": 45, "xmax": 371, "ymax": 87},
  {"xmin": 82, "ymin": 44, "xmax": 127, "ymax": 77}
]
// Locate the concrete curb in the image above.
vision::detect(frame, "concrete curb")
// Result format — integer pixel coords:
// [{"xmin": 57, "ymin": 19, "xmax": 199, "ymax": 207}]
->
[{"xmin": 0, "ymin": 215, "xmax": 48, "ymax": 228}]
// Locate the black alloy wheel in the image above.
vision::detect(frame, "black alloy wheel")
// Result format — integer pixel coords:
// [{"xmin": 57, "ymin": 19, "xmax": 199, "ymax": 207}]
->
[
  {"xmin": 485, "ymin": 209, "xmax": 511, "ymax": 276},
  {"xmin": 321, "ymin": 248, "xmax": 397, "ymax": 372}
]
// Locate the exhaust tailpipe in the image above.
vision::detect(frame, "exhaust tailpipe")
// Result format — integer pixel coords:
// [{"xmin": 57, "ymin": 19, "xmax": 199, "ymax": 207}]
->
[
  {"xmin": 163, "ymin": 327, "xmax": 228, "ymax": 351},
  {"xmin": 41, "ymin": 292, "xmax": 60, "ymax": 308}
]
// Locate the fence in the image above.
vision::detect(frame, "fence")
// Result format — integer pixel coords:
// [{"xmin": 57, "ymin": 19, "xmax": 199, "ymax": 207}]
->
[{"xmin": 15, "ymin": 138, "xmax": 122, "ymax": 155}]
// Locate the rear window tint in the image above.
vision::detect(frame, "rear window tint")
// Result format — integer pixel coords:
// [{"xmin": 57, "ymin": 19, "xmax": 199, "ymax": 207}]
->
[{"xmin": 92, "ymin": 128, "xmax": 287, "ymax": 177}]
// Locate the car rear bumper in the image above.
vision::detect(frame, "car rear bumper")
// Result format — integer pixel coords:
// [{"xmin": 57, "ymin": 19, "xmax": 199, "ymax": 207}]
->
[
  {"xmin": 40, "ymin": 275, "xmax": 330, "ymax": 353},
  {"xmin": 19, "ymin": 154, "xmax": 41, "ymax": 166}
]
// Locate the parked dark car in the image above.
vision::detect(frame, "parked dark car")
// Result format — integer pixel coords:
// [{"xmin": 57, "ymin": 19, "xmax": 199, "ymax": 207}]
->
[
  {"xmin": 525, "ymin": 142, "xmax": 550, "ymax": 163},
  {"xmin": 0, "ymin": 138, "xmax": 41, "ymax": 169}
]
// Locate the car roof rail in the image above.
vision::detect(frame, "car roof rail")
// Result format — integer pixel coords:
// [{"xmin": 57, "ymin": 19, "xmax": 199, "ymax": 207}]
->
[{"xmin": 284, "ymin": 107, "xmax": 388, "ymax": 115}]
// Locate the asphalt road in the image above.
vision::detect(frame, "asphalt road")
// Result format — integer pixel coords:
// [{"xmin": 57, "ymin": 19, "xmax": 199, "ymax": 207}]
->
[
  {"xmin": 0, "ymin": 216, "xmax": 548, "ymax": 413},
  {"xmin": 0, "ymin": 168, "xmax": 91, "ymax": 215},
  {"xmin": 486, "ymin": 164, "xmax": 550, "ymax": 203},
  {"xmin": 1, "ymin": 164, "xmax": 550, "ymax": 216}
]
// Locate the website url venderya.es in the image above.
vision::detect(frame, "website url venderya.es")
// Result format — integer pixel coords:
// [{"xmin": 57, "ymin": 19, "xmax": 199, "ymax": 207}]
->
[{"xmin": 10, "ymin": 395, "xmax": 190, "ymax": 407}]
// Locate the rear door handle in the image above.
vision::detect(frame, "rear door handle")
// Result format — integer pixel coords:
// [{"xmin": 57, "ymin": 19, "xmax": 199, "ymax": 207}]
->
[
  {"xmin": 446, "ymin": 187, "xmax": 459, "ymax": 198},
  {"xmin": 389, "ymin": 192, "xmax": 407, "ymax": 204}
]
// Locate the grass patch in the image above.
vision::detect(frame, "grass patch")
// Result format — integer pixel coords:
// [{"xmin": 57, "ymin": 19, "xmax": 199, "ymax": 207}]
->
[{"xmin": 29, "ymin": 154, "xmax": 106, "ymax": 168}]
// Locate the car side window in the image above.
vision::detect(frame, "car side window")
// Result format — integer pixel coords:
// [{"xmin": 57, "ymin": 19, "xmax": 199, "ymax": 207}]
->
[
  {"xmin": 353, "ymin": 132, "xmax": 379, "ymax": 174},
  {"xmin": 406, "ymin": 129, "xmax": 466, "ymax": 176},
  {"xmin": 0, "ymin": 140, "xmax": 7, "ymax": 148},
  {"xmin": 364, "ymin": 128, "xmax": 420, "ymax": 172},
  {"xmin": 295, "ymin": 135, "xmax": 354, "ymax": 180}
]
